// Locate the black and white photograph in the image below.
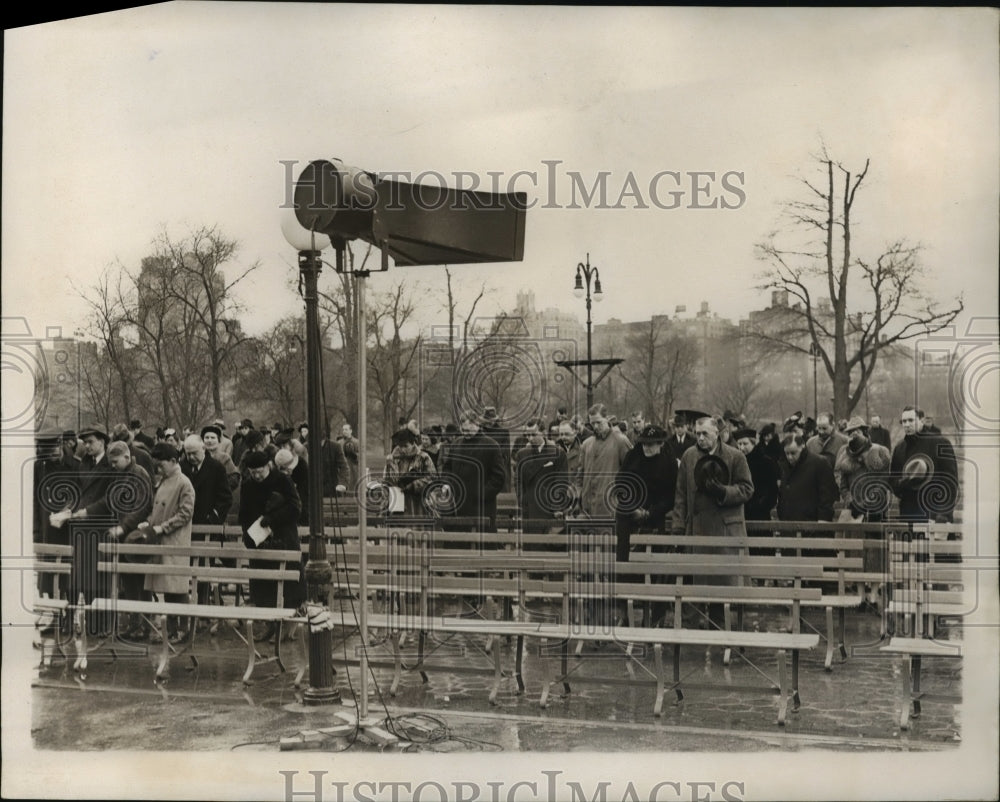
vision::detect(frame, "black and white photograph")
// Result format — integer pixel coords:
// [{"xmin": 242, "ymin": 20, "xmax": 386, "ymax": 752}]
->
[{"xmin": 2, "ymin": 4, "xmax": 998, "ymax": 800}]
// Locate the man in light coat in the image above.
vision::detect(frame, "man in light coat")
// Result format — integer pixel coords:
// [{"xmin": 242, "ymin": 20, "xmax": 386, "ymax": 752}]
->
[
  {"xmin": 672, "ymin": 417, "xmax": 754, "ymax": 627},
  {"xmin": 137, "ymin": 443, "xmax": 195, "ymax": 643}
]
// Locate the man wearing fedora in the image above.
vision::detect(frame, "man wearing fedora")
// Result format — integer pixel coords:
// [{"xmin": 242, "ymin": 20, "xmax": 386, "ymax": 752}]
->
[{"xmin": 890, "ymin": 405, "xmax": 959, "ymax": 523}]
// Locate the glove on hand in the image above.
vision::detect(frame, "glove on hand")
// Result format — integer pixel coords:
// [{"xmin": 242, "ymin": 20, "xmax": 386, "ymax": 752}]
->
[{"xmin": 703, "ymin": 478, "xmax": 727, "ymax": 504}]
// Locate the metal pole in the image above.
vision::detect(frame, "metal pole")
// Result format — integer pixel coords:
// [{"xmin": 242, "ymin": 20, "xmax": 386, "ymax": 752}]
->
[
  {"xmin": 356, "ymin": 268, "xmax": 370, "ymax": 720},
  {"xmin": 813, "ymin": 352, "xmax": 818, "ymax": 420},
  {"xmin": 300, "ymin": 249, "xmax": 339, "ymax": 705},
  {"xmin": 586, "ymin": 283, "xmax": 594, "ymax": 410}
]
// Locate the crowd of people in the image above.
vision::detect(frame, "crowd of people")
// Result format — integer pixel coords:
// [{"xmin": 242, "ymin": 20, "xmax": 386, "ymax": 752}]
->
[{"xmin": 33, "ymin": 401, "xmax": 959, "ymax": 638}]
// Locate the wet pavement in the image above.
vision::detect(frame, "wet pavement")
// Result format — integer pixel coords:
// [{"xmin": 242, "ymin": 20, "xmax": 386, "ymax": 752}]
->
[{"xmin": 28, "ymin": 600, "xmax": 964, "ymax": 754}]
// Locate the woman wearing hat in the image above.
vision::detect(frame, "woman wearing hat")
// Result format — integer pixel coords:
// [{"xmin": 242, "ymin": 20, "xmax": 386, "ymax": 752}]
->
[
  {"xmin": 614, "ymin": 424, "xmax": 677, "ymax": 561},
  {"xmin": 382, "ymin": 427, "xmax": 438, "ymax": 517},
  {"xmin": 238, "ymin": 450, "xmax": 305, "ymax": 612}
]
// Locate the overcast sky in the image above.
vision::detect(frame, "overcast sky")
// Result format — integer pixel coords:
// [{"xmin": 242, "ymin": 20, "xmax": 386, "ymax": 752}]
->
[
  {"xmin": 2, "ymin": 7, "xmax": 999, "ymax": 797},
  {"xmin": 3, "ymin": 4, "xmax": 997, "ymax": 344}
]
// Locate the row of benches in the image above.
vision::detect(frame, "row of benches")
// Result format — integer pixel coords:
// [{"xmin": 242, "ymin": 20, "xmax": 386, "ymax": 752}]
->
[{"xmin": 32, "ymin": 520, "xmax": 964, "ymax": 728}]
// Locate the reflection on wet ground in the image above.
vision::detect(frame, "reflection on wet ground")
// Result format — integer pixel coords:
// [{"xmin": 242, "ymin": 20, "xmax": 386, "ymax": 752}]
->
[{"xmin": 31, "ymin": 600, "xmax": 962, "ymax": 752}]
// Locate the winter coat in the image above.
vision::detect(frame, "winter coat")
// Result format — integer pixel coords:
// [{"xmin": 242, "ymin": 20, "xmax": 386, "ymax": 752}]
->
[
  {"xmin": 672, "ymin": 441, "xmax": 754, "ymax": 540},
  {"xmin": 806, "ymin": 431, "xmax": 849, "ymax": 471},
  {"xmin": 382, "ymin": 447, "xmax": 437, "ymax": 516},
  {"xmin": 578, "ymin": 428, "xmax": 633, "ymax": 519},
  {"xmin": 835, "ymin": 438, "xmax": 892, "ymax": 519},
  {"xmin": 889, "ymin": 431, "xmax": 959, "ymax": 522},
  {"xmin": 181, "ymin": 455, "xmax": 233, "ymax": 526},
  {"xmin": 239, "ymin": 469, "xmax": 304, "ymax": 607},
  {"xmin": 744, "ymin": 444, "xmax": 780, "ymax": 521},
  {"xmin": 439, "ymin": 432, "xmax": 506, "ymax": 527},
  {"xmin": 144, "ymin": 470, "xmax": 195, "ymax": 595},
  {"xmin": 514, "ymin": 442, "xmax": 570, "ymax": 530},
  {"xmin": 777, "ymin": 449, "xmax": 838, "ymax": 522}
]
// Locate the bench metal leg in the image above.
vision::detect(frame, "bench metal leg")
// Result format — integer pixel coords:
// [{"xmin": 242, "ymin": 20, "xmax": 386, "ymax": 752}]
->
[
  {"xmin": 653, "ymin": 644, "xmax": 665, "ymax": 717},
  {"xmin": 672, "ymin": 644, "xmax": 683, "ymax": 702},
  {"xmin": 911, "ymin": 655, "xmax": 922, "ymax": 720},
  {"xmin": 824, "ymin": 607, "xmax": 835, "ymax": 671},
  {"xmin": 293, "ymin": 622, "xmax": 307, "ymax": 688},
  {"xmin": 723, "ymin": 604, "xmax": 733, "ymax": 666},
  {"xmin": 515, "ymin": 635, "xmax": 525, "ymax": 693},
  {"xmin": 792, "ymin": 648, "xmax": 801, "ymax": 710},
  {"xmin": 838, "ymin": 607, "xmax": 848, "ymax": 662},
  {"xmin": 242, "ymin": 620, "xmax": 256, "ymax": 684},
  {"xmin": 389, "ymin": 631, "xmax": 402, "ymax": 696},
  {"xmin": 488, "ymin": 637, "xmax": 502, "ymax": 705},
  {"xmin": 539, "ymin": 638, "xmax": 552, "ymax": 708},
  {"xmin": 155, "ymin": 614, "xmax": 171, "ymax": 680},
  {"xmin": 900, "ymin": 655, "xmax": 913, "ymax": 730},
  {"xmin": 776, "ymin": 649, "xmax": 788, "ymax": 725},
  {"xmin": 72, "ymin": 596, "xmax": 88, "ymax": 678}
]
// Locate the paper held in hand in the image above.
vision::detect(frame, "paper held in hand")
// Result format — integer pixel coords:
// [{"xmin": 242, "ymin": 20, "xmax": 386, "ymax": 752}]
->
[{"xmin": 247, "ymin": 516, "xmax": 271, "ymax": 546}]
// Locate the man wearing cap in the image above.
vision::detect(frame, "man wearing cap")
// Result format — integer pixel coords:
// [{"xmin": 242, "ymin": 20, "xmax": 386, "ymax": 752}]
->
[
  {"xmin": 733, "ymin": 428, "xmax": 779, "ymax": 522},
  {"xmin": 614, "ymin": 424, "xmax": 677, "ymax": 561},
  {"xmin": 776, "ymin": 433, "xmax": 838, "ymax": 522},
  {"xmin": 836, "ymin": 417, "xmax": 892, "ymax": 521},
  {"xmin": 806, "ymin": 413, "xmax": 849, "ymax": 472},
  {"xmin": 889, "ymin": 405, "xmax": 959, "ymax": 522},
  {"xmin": 514, "ymin": 418, "xmax": 570, "ymax": 534},
  {"xmin": 666, "ymin": 411, "xmax": 698, "ymax": 465},
  {"xmin": 49, "ymin": 425, "xmax": 115, "ymax": 528}
]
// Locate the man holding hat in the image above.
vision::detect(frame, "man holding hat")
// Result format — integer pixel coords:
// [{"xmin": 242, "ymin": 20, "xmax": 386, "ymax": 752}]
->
[
  {"xmin": 672, "ymin": 417, "xmax": 754, "ymax": 543},
  {"xmin": 889, "ymin": 405, "xmax": 959, "ymax": 522},
  {"xmin": 672, "ymin": 416, "xmax": 754, "ymax": 627}
]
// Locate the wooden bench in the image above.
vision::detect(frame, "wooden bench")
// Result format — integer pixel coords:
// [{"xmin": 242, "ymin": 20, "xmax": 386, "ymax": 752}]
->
[
  {"xmin": 32, "ymin": 543, "xmax": 75, "ymax": 668},
  {"xmin": 681, "ymin": 525, "xmax": 868, "ymax": 670},
  {"xmin": 326, "ymin": 526, "xmax": 822, "ymax": 724},
  {"xmin": 82, "ymin": 540, "xmax": 307, "ymax": 684},
  {"xmin": 879, "ymin": 523, "xmax": 964, "ymax": 729}
]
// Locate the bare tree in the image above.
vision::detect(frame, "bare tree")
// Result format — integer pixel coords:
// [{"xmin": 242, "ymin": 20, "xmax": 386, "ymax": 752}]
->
[
  {"xmin": 237, "ymin": 319, "xmax": 304, "ymax": 426},
  {"xmin": 71, "ymin": 266, "xmax": 136, "ymax": 425},
  {"xmin": 153, "ymin": 226, "xmax": 258, "ymax": 418},
  {"xmin": 616, "ymin": 317, "xmax": 699, "ymax": 426},
  {"xmin": 751, "ymin": 147, "xmax": 964, "ymax": 418}
]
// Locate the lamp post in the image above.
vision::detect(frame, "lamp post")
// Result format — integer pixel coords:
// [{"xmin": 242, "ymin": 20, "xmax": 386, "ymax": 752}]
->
[
  {"xmin": 574, "ymin": 254, "xmax": 603, "ymax": 409},
  {"xmin": 555, "ymin": 254, "xmax": 621, "ymax": 411},
  {"xmin": 808, "ymin": 341, "xmax": 821, "ymax": 421},
  {"xmin": 280, "ymin": 210, "xmax": 339, "ymax": 705}
]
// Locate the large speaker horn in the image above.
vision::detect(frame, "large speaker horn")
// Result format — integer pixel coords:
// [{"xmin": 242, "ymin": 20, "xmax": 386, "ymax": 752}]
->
[{"xmin": 292, "ymin": 159, "xmax": 526, "ymax": 266}]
